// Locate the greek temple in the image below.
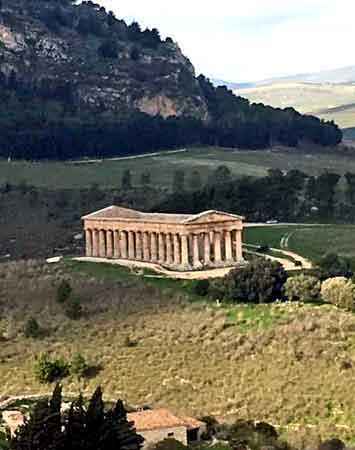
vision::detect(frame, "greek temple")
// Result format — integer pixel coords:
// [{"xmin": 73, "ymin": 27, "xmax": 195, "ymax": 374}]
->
[{"xmin": 82, "ymin": 206, "xmax": 244, "ymax": 271}]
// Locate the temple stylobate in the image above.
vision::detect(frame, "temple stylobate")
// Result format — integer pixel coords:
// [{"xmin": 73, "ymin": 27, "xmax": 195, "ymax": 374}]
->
[{"xmin": 82, "ymin": 206, "xmax": 245, "ymax": 271}]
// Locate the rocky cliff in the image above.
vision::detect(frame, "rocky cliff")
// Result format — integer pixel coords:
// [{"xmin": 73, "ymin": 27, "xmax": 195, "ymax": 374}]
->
[{"xmin": 0, "ymin": 0, "xmax": 209, "ymax": 120}]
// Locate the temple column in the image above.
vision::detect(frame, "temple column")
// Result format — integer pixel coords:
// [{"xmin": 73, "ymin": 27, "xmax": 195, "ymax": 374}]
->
[
  {"xmin": 114, "ymin": 231, "xmax": 120, "ymax": 259},
  {"xmin": 204, "ymin": 232, "xmax": 211, "ymax": 265},
  {"xmin": 128, "ymin": 231, "xmax": 135, "ymax": 260},
  {"xmin": 136, "ymin": 232, "xmax": 143, "ymax": 260},
  {"xmin": 92, "ymin": 230, "xmax": 99, "ymax": 257},
  {"xmin": 120, "ymin": 231, "xmax": 128, "ymax": 259},
  {"xmin": 235, "ymin": 229, "xmax": 243, "ymax": 262},
  {"xmin": 150, "ymin": 233, "xmax": 158, "ymax": 262},
  {"xmin": 166, "ymin": 233, "xmax": 173, "ymax": 265},
  {"xmin": 143, "ymin": 232, "xmax": 150, "ymax": 261},
  {"xmin": 181, "ymin": 234, "xmax": 189, "ymax": 268},
  {"xmin": 158, "ymin": 233, "xmax": 165, "ymax": 264},
  {"xmin": 214, "ymin": 231, "xmax": 222, "ymax": 264},
  {"xmin": 99, "ymin": 230, "xmax": 106, "ymax": 258},
  {"xmin": 106, "ymin": 230, "xmax": 113, "ymax": 258},
  {"xmin": 173, "ymin": 234, "xmax": 180, "ymax": 265},
  {"xmin": 225, "ymin": 230, "xmax": 233, "ymax": 263},
  {"xmin": 85, "ymin": 229, "xmax": 93, "ymax": 257},
  {"xmin": 192, "ymin": 234, "xmax": 202, "ymax": 268}
]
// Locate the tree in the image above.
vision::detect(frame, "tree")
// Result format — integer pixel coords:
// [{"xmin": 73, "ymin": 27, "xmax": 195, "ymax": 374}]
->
[
  {"xmin": 98, "ymin": 39, "xmax": 119, "ymax": 59},
  {"xmin": 85, "ymin": 387, "xmax": 105, "ymax": 450},
  {"xmin": 211, "ymin": 166, "xmax": 232, "ymax": 185},
  {"xmin": 283, "ymin": 274, "xmax": 321, "ymax": 303},
  {"xmin": 222, "ymin": 259, "xmax": 288, "ymax": 303},
  {"xmin": 70, "ymin": 353, "xmax": 89, "ymax": 379},
  {"xmin": 140, "ymin": 171, "xmax": 151, "ymax": 186},
  {"xmin": 188, "ymin": 170, "xmax": 202, "ymax": 191},
  {"xmin": 172, "ymin": 170, "xmax": 185, "ymax": 192},
  {"xmin": 121, "ymin": 170, "xmax": 132, "ymax": 190},
  {"xmin": 318, "ymin": 252, "xmax": 353, "ymax": 278},
  {"xmin": 34, "ymin": 354, "xmax": 70, "ymax": 384},
  {"xmin": 130, "ymin": 47, "xmax": 140, "ymax": 61}
]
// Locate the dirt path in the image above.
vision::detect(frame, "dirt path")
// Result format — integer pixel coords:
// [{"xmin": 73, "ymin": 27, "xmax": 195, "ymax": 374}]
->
[
  {"xmin": 74, "ymin": 257, "xmax": 237, "ymax": 280},
  {"xmin": 243, "ymin": 244, "xmax": 312, "ymax": 270},
  {"xmin": 69, "ymin": 148, "xmax": 187, "ymax": 165}
]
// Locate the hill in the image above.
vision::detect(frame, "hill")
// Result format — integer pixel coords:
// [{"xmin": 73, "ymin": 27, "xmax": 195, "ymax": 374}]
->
[
  {"xmin": 255, "ymin": 65, "xmax": 355, "ymax": 85},
  {"xmin": 0, "ymin": 0, "xmax": 341, "ymax": 160},
  {"xmin": 237, "ymin": 82, "xmax": 355, "ymax": 129}
]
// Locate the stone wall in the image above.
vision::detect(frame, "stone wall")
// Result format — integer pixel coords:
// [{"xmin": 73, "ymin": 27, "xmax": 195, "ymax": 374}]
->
[{"xmin": 138, "ymin": 426, "xmax": 187, "ymax": 447}]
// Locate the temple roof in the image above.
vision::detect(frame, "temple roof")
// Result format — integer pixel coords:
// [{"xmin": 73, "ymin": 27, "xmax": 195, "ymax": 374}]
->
[{"xmin": 82, "ymin": 206, "xmax": 244, "ymax": 224}]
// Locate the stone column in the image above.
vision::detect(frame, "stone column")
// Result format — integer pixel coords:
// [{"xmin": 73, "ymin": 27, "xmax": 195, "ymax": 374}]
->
[
  {"xmin": 92, "ymin": 230, "xmax": 99, "ymax": 257},
  {"xmin": 114, "ymin": 231, "xmax": 120, "ymax": 259},
  {"xmin": 136, "ymin": 232, "xmax": 143, "ymax": 260},
  {"xmin": 99, "ymin": 230, "xmax": 106, "ymax": 258},
  {"xmin": 235, "ymin": 229, "xmax": 243, "ymax": 262},
  {"xmin": 106, "ymin": 230, "xmax": 113, "ymax": 258},
  {"xmin": 128, "ymin": 231, "xmax": 135, "ymax": 260},
  {"xmin": 166, "ymin": 233, "xmax": 173, "ymax": 265},
  {"xmin": 225, "ymin": 230, "xmax": 233, "ymax": 263},
  {"xmin": 150, "ymin": 233, "xmax": 158, "ymax": 262},
  {"xmin": 214, "ymin": 231, "xmax": 222, "ymax": 264},
  {"xmin": 158, "ymin": 233, "xmax": 165, "ymax": 263},
  {"xmin": 181, "ymin": 234, "xmax": 189, "ymax": 268},
  {"xmin": 173, "ymin": 234, "xmax": 180, "ymax": 265},
  {"xmin": 192, "ymin": 234, "xmax": 202, "ymax": 268},
  {"xmin": 120, "ymin": 231, "xmax": 128, "ymax": 259},
  {"xmin": 143, "ymin": 232, "xmax": 150, "ymax": 261},
  {"xmin": 85, "ymin": 229, "xmax": 93, "ymax": 257},
  {"xmin": 204, "ymin": 232, "xmax": 211, "ymax": 265}
]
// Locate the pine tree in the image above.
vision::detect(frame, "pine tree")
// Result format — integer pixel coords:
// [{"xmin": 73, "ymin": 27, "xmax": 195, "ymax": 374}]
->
[
  {"xmin": 64, "ymin": 395, "xmax": 87, "ymax": 450},
  {"xmin": 85, "ymin": 387, "xmax": 105, "ymax": 450}
]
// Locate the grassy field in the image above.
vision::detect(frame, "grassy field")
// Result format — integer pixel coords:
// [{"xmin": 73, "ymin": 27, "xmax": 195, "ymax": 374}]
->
[
  {"xmin": 3, "ymin": 259, "xmax": 355, "ymax": 446},
  {"xmin": 238, "ymin": 82, "xmax": 355, "ymax": 129},
  {"xmin": 3, "ymin": 146, "xmax": 355, "ymax": 190},
  {"xmin": 244, "ymin": 225, "xmax": 355, "ymax": 263}
]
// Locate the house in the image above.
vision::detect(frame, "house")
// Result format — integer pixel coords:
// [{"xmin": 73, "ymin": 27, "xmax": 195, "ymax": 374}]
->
[{"xmin": 128, "ymin": 409, "xmax": 206, "ymax": 447}]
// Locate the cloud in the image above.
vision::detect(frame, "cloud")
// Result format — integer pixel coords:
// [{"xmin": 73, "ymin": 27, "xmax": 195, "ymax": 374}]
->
[{"xmin": 95, "ymin": 0, "xmax": 355, "ymax": 81}]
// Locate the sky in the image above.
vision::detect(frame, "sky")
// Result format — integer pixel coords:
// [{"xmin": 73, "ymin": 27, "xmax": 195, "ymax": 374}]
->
[{"xmin": 95, "ymin": 0, "xmax": 355, "ymax": 82}]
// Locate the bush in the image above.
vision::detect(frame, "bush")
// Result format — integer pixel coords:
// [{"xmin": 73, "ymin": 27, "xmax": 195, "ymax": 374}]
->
[
  {"xmin": 70, "ymin": 353, "xmax": 89, "ymax": 379},
  {"xmin": 150, "ymin": 439, "xmax": 187, "ymax": 450},
  {"xmin": 34, "ymin": 353, "xmax": 70, "ymax": 383},
  {"xmin": 24, "ymin": 317, "xmax": 41, "ymax": 338},
  {"xmin": 283, "ymin": 274, "xmax": 321, "ymax": 303},
  {"xmin": 221, "ymin": 259, "xmax": 287, "ymax": 303},
  {"xmin": 321, "ymin": 277, "xmax": 355, "ymax": 311},
  {"xmin": 98, "ymin": 39, "xmax": 119, "ymax": 58},
  {"xmin": 318, "ymin": 439, "xmax": 345, "ymax": 450},
  {"xmin": 56, "ymin": 279, "xmax": 72, "ymax": 303},
  {"xmin": 65, "ymin": 297, "xmax": 83, "ymax": 320},
  {"xmin": 192, "ymin": 279, "xmax": 210, "ymax": 297}
]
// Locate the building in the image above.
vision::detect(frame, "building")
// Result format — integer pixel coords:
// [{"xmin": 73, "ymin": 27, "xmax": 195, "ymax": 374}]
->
[
  {"xmin": 2, "ymin": 408, "xmax": 206, "ymax": 447},
  {"xmin": 82, "ymin": 206, "xmax": 244, "ymax": 271},
  {"xmin": 127, "ymin": 409, "xmax": 206, "ymax": 446}
]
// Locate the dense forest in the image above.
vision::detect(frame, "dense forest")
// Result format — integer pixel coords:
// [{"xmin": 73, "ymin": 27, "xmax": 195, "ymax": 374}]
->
[{"xmin": 0, "ymin": 0, "xmax": 342, "ymax": 160}]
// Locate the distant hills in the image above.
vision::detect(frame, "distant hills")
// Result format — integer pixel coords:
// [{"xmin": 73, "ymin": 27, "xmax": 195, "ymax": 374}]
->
[{"xmin": 216, "ymin": 66, "xmax": 355, "ymax": 130}]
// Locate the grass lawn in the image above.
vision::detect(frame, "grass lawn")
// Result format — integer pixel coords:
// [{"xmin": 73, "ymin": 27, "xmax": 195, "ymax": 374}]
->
[
  {"xmin": 3, "ymin": 146, "xmax": 355, "ymax": 189},
  {"xmin": 244, "ymin": 225, "xmax": 355, "ymax": 264}
]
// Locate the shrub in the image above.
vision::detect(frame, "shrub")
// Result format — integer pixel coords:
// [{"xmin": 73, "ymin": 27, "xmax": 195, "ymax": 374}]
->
[
  {"xmin": 321, "ymin": 277, "xmax": 355, "ymax": 311},
  {"xmin": 24, "ymin": 317, "xmax": 41, "ymax": 338},
  {"xmin": 56, "ymin": 279, "xmax": 72, "ymax": 303},
  {"xmin": 221, "ymin": 259, "xmax": 287, "ymax": 303},
  {"xmin": 34, "ymin": 353, "xmax": 70, "ymax": 383},
  {"xmin": 150, "ymin": 439, "xmax": 187, "ymax": 450},
  {"xmin": 283, "ymin": 274, "xmax": 321, "ymax": 303},
  {"xmin": 70, "ymin": 353, "xmax": 89, "ymax": 379},
  {"xmin": 193, "ymin": 279, "xmax": 210, "ymax": 297},
  {"xmin": 65, "ymin": 297, "xmax": 83, "ymax": 320},
  {"xmin": 318, "ymin": 439, "xmax": 345, "ymax": 450},
  {"xmin": 98, "ymin": 39, "xmax": 119, "ymax": 58}
]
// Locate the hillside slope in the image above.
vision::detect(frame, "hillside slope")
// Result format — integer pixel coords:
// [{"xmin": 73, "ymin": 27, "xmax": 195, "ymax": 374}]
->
[
  {"xmin": 0, "ymin": 0, "xmax": 342, "ymax": 160},
  {"xmin": 237, "ymin": 82, "xmax": 355, "ymax": 129}
]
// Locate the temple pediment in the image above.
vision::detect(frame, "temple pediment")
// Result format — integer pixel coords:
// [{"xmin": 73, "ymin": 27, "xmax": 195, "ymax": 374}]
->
[{"xmin": 183, "ymin": 210, "xmax": 244, "ymax": 224}]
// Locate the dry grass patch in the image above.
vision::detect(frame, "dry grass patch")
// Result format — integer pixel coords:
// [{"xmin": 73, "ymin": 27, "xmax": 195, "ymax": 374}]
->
[{"xmin": 2, "ymin": 261, "xmax": 355, "ymax": 445}]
